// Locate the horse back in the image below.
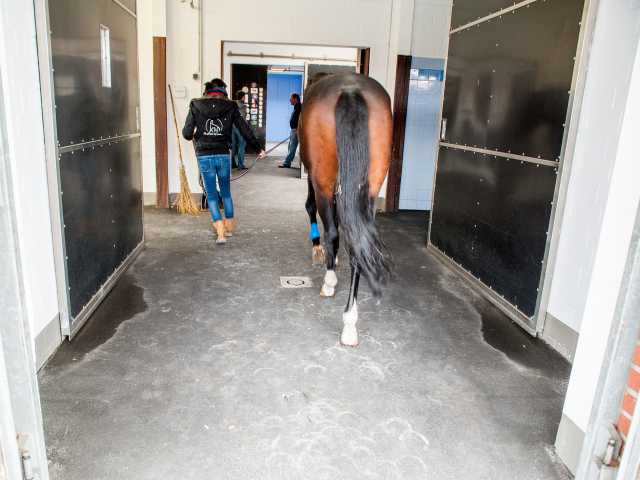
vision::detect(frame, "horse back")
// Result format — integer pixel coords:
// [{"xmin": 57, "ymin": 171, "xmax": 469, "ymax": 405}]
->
[{"xmin": 299, "ymin": 74, "xmax": 392, "ymax": 198}]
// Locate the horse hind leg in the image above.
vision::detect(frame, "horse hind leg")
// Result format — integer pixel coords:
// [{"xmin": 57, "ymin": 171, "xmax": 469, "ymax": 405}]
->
[
  {"xmin": 306, "ymin": 177, "xmax": 325, "ymax": 266},
  {"xmin": 311, "ymin": 226, "xmax": 325, "ymax": 266},
  {"xmin": 318, "ymin": 196, "xmax": 339, "ymax": 297},
  {"xmin": 341, "ymin": 264, "xmax": 360, "ymax": 347}
]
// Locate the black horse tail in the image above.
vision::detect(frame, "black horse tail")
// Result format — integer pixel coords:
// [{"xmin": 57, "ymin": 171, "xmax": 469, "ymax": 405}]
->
[{"xmin": 335, "ymin": 89, "xmax": 390, "ymax": 297}]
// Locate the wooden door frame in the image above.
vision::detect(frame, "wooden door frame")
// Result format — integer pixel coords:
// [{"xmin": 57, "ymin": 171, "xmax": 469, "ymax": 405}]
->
[
  {"xmin": 358, "ymin": 47, "xmax": 370, "ymax": 75},
  {"xmin": 385, "ymin": 54, "xmax": 412, "ymax": 212},
  {"xmin": 153, "ymin": 36, "xmax": 168, "ymax": 208}
]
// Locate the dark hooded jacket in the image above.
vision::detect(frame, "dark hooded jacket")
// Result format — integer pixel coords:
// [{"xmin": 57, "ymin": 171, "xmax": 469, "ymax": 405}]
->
[
  {"xmin": 182, "ymin": 93, "xmax": 262, "ymax": 156},
  {"xmin": 289, "ymin": 102, "xmax": 302, "ymax": 129}
]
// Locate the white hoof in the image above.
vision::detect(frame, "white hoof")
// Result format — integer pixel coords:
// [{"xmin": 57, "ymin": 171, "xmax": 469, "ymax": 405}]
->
[
  {"xmin": 341, "ymin": 301, "xmax": 359, "ymax": 347},
  {"xmin": 320, "ymin": 270, "xmax": 338, "ymax": 297}
]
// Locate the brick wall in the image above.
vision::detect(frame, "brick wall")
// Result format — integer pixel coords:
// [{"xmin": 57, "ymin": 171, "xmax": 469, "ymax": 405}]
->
[{"xmin": 618, "ymin": 343, "xmax": 640, "ymax": 441}]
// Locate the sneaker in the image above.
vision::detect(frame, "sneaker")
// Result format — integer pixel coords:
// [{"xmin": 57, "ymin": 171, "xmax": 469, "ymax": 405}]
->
[{"xmin": 278, "ymin": 164, "xmax": 291, "ymax": 168}]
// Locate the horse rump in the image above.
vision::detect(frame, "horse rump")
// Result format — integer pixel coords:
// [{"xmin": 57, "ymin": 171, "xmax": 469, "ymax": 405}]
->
[{"xmin": 335, "ymin": 89, "xmax": 390, "ymax": 297}]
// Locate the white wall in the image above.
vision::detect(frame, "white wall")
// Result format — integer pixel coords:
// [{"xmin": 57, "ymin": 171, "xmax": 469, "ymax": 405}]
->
[
  {"xmin": 137, "ymin": 0, "xmax": 155, "ymax": 200},
  {"xmin": 137, "ymin": 0, "xmax": 167, "ymax": 201},
  {"xmin": 165, "ymin": 0, "xmax": 201, "ymax": 196},
  {"xmin": 547, "ymin": 0, "xmax": 640, "ymax": 335},
  {"xmin": 555, "ymin": 0, "xmax": 640, "ymax": 468},
  {"xmin": 0, "ymin": 1, "xmax": 59, "ymax": 344},
  {"xmin": 411, "ymin": 0, "xmax": 452, "ymax": 59},
  {"xmin": 385, "ymin": 0, "xmax": 415, "ymax": 103},
  {"xmin": 203, "ymin": 0, "xmax": 395, "ymax": 87}
]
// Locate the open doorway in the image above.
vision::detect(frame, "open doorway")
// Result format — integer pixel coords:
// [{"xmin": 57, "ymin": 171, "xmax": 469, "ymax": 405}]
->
[
  {"xmin": 266, "ymin": 68, "xmax": 303, "ymax": 142},
  {"xmin": 223, "ymin": 41, "xmax": 361, "ymax": 168}
]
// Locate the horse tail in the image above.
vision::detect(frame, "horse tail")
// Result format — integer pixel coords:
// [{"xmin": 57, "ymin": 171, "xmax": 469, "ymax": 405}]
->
[{"xmin": 335, "ymin": 89, "xmax": 390, "ymax": 297}]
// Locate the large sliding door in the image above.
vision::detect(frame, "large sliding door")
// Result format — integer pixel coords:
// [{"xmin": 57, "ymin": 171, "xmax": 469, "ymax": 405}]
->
[
  {"xmin": 49, "ymin": 0, "xmax": 142, "ymax": 336},
  {"xmin": 429, "ymin": 0, "xmax": 585, "ymax": 331}
]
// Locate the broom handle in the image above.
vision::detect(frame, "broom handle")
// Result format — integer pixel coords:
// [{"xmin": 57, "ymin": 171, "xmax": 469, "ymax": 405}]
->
[{"xmin": 168, "ymin": 84, "xmax": 186, "ymax": 168}]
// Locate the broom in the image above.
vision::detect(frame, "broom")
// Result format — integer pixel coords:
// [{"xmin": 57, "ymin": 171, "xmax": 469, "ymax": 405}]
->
[{"xmin": 168, "ymin": 84, "xmax": 200, "ymax": 215}]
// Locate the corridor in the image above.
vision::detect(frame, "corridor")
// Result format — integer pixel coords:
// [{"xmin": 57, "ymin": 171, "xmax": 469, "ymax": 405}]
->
[{"xmin": 39, "ymin": 157, "xmax": 571, "ymax": 480}]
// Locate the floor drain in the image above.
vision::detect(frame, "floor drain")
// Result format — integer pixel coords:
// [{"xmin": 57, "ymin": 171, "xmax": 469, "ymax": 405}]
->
[{"xmin": 280, "ymin": 276, "xmax": 313, "ymax": 288}]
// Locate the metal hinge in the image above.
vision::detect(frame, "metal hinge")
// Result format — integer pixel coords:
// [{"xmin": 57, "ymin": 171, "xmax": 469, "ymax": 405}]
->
[
  {"xmin": 440, "ymin": 118, "xmax": 447, "ymax": 140},
  {"xmin": 17, "ymin": 434, "xmax": 37, "ymax": 480},
  {"xmin": 596, "ymin": 425, "xmax": 622, "ymax": 480}
]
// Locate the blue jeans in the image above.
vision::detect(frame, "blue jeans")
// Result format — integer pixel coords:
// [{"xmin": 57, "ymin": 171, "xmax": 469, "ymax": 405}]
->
[
  {"xmin": 283, "ymin": 129, "xmax": 298, "ymax": 167},
  {"xmin": 231, "ymin": 127, "xmax": 246, "ymax": 168},
  {"xmin": 198, "ymin": 154, "xmax": 233, "ymax": 222}
]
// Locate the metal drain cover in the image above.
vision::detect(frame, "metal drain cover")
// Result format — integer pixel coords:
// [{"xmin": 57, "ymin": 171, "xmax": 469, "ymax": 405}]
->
[{"xmin": 280, "ymin": 276, "xmax": 313, "ymax": 288}]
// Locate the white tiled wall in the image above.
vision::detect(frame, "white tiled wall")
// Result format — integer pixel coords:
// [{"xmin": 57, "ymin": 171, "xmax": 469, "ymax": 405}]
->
[{"xmin": 399, "ymin": 57, "xmax": 445, "ymax": 211}]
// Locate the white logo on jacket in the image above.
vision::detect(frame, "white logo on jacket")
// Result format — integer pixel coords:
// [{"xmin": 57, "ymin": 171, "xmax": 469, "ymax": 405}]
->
[{"xmin": 204, "ymin": 118, "xmax": 223, "ymax": 136}]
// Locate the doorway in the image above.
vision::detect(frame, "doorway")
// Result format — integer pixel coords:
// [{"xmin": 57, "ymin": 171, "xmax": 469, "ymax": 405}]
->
[
  {"xmin": 266, "ymin": 71, "xmax": 303, "ymax": 142},
  {"xmin": 231, "ymin": 64, "xmax": 268, "ymax": 152}
]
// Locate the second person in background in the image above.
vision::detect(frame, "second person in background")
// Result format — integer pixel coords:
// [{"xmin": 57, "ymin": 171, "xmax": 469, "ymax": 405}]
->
[
  {"xmin": 279, "ymin": 93, "xmax": 302, "ymax": 168},
  {"xmin": 232, "ymin": 90, "xmax": 248, "ymax": 170}
]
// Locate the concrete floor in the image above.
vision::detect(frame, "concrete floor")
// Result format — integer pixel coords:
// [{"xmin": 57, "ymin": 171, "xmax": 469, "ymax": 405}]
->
[{"xmin": 40, "ymin": 155, "xmax": 572, "ymax": 479}]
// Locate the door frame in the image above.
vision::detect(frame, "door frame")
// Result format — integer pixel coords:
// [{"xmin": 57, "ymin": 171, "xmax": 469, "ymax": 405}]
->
[
  {"xmin": 153, "ymin": 36, "xmax": 169, "ymax": 208},
  {"xmin": 34, "ymin": 0, "xmax": 72, "ymax": 333},
  {"xmin": 385, "ymin": 54, "xmax": 412, "ymax": 212},
  {"xmin": 358, "ymin": 47, "xmax": 370, "ymax": 75},
  {"xmin": 0, "ymin": 12, "xmax": 50, "ymax": 474}
]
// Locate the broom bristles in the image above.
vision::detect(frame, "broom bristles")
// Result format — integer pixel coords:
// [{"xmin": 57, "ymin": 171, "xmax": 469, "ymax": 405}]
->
[{"xmin": 175, "ymin": 164, "xmax": 200, "ymax": 215}]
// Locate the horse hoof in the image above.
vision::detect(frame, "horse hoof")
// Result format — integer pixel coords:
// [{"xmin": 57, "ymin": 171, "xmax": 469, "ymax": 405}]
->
[
  {"xmin": 341, "ymin": 302, "xmax": 359, "ymax": 347},
  {"xmin": 320, "ymin": 270, "xmax": 338, "ymax": 297},
  {"xmin": 341, "ymin": 325, "xmax": 359, "ymax": 347},
  {"xmin": 312, "ymin": 245, "xmax": 325, "ymax": 266},
  {"xmin": 320, "ymin": 285, "xmax": 335, "ymax": 297}
]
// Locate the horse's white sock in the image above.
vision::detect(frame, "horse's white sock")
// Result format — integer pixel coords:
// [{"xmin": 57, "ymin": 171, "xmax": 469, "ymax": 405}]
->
[
  {"xmin": 341, "ymin": 300, "xmax": 359, "ymax": 347},
  {"xmin": 320, "ymin": 270, "xmax": 338, "ymax": 297}
]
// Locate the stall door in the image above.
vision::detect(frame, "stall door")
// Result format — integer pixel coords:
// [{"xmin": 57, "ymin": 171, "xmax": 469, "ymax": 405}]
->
[
  {"xmin": 49, "ymin": 0, "xmax": 142, "ymax": 336},
  {"xmin": 429, "ymin": 0, "xmax": 585, "ymax": 329},
  {"xmin": 266, "ymin": 72, "xmax": 303, "ymax": 142}
]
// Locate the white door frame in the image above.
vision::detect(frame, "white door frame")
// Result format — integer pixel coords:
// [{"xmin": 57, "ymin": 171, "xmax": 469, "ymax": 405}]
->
[{"xmin": 0, "ymin": 56, "xmax": 50, "ymax": 480}]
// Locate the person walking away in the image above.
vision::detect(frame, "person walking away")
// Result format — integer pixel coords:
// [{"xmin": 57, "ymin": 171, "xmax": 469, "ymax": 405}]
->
[
  {"xmin": 232, "ymin": 90, "xmax": 248, "ymax": 170},
  {"xmin": 183, "ymin": 79, "xmax": 265, "ymax": 243},
  {"xmin": 279, "ymin": 93, "xmax": 302, "ymax": 168}
]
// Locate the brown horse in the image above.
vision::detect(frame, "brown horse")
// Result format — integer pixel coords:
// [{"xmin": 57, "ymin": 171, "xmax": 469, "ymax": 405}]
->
[{"xmin": 299, "ymin": 73, "xmax": 393, "ymax": 346}]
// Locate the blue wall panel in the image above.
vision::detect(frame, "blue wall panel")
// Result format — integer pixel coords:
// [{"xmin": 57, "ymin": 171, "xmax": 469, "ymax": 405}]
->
[{"xmin": 266, "ymin": 72, "xmax": 303, "ymax": 142}]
